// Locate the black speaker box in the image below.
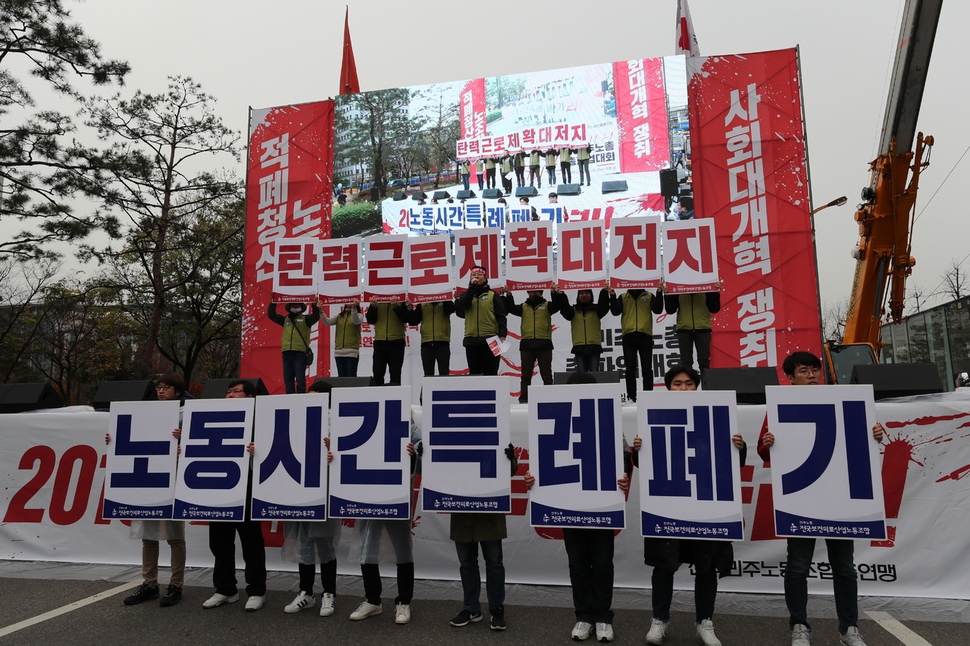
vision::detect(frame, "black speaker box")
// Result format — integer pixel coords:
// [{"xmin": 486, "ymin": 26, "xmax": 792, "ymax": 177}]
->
[
  {"xmin": 91, "ymin": 380, "xmax": 157, "ymax": 410},
  {"xmin": 850, "ymin": 363, "xmax": 944, "ymax": 400},
  {"xmin": 410, "ymin": 191, "xmax": 428, "ymax": 201},
  {"xmin": 557, "ymin": 184, "xmax": 582, "ymax": 196},
  {"xmin": 601, "ymin": 180, "xmax": 629, "ymax": 194},
  {"xmin": 311, "ymin": 377, "xmax": 373, "ymax": 391},
  {"xmin": 514, "ymin": 187, "xmax": 538, "ymax": 198},
  {"xmin": 659, "ymin": 168, "xmax": 680, "ymax": 197},
  {"xmin": 392, "ymin": 191, "xmax": 407, "ymax": 201},
  {"xmin": 456, "ymin": 190, "xmax": 476, "ymax": 199},
  {"xmin": 482, "ymin": 188, "xmax": 504, "ymax": 199},
  {"xmin": 200, "ymin": 378, "xmax": 269, "ymax": 399},
  {"xmin": 432, "ymin": 190, "xmax": 451, "ymax": 201},
  {"xmin": 553, "ymin": 371, "xmax": 622, "ymax": 385},
  {"xmin": 0, "ymin": 383, "xmax": 65, "ymax": 414},
  {"xmin": 702, "ymin": 367, "xmax": 779, "ymax": 404}
]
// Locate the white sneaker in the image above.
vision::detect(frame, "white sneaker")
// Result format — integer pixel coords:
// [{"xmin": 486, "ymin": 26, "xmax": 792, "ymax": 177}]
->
[
  {"xmin": 595, "ymin": 622, "xmax": 614, "ymax": 642},
  {"xmin": 319, "ymin": 593, "xmax": 335, "ymax": 617},
  {"xmin": 572, "ymin": 621, "xmax": 593, "ymax": 641},
  {"xmin": 202, "ymin": 592, "xmax": 239, "ymax": 609},
  {"xmin": 245, "ymin": 595, "xmax": 264, "ymax": 612},
  {"xmin": 645, "ymin": 618, "xmax": 668, "ymax": 644},
  {"xmin": 394, "ymin": 603, "xmax": 411, "ymax": 624},
  {"xmin": 350, "ymin": 600, "xmax": 382, "ymax": 621},
  {"xmin": 284, "ymin": 591, "xmax": 315, "ymax": 614},
  {"xmin": 840, "ymin": 626, "xmax": 867, "ymax": 646},
  {"xmin": 792, "ymin": 624, "xmax": 811, "ymax": 646},
  {"xmin": 696, "ymin": 619, "xmax": 722, "ymax": 646}
]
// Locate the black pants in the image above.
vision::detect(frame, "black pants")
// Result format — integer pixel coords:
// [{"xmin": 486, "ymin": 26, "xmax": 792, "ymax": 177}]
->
[
  {"xmin": 466, "ymin": 343, "xmax": 500, "ymax": 376},
  {"xmin": 546, "ymin": 166, "xmax": 556, "ymax": 185},
  {"xmin": 578, "ymin": 159, "xmax": 591, "ymax": 186},
  {"xmin": 486, "ymin": 168, "xmax": 496, "ymax": 189},
  {"xmin": 574, "ymin": 352, "xmax": 601, "ymax": 372},
  {"xmin": 651, "ymin": 542, "xmax": 718, "ymax": 623},
  {"xmin": 514, "ymin": 167, "xmax": 525, "ymax": 187},
  {"xmin": 372, "ymin": 339, "xmax": 405, "ymax": 385},
  {"xmin": 529, "ymin": 166, "xmax": 542, "ymax": 187},
  {"xmin": 519, "ymin": 347, "xmax": 553, "ymax": 402},
  {"xmin": 361, "ymin": 562, "xmax": 414, "ymax": 605},
  {"xmin": 209, "ymin": 520, "xmax": 267, "ymax": 596},
  {"xmin": 560, "ymin": 161, "xmax": 572, "ymax": 184},
  {"xmin": 621, "ymin": 331, "xmax": 654, "ymax": 400},
  {"xmin": 563, "ymin": 528, "xmax": 615, "ymax": 624},
  {"xmin": 677, "ymin": 329, "xmax": 712, "ymax": 370},
  {"xmin": 298, "ymin": 559, "xmax": 337, "ymax": 595},
  {"xmin": 421, "ymin": 342, "xmax": 450, "ymax": 376}
]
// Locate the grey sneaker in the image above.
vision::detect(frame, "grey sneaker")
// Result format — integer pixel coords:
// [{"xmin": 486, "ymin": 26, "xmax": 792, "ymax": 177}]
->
[
  {"xmin": 645, "ymin": 618, "xmax": 668, "ymax": 644},
  {"xmin": 595, "ymin": 622, "xmax": 614, "ymax": 642},
  {"xmin": 696, "ymin": 619, "xmax": 722, "ymax": 646},
  {"xmin": 840, "ymin": 626, "xmax": 867, "ymax": 646},
  {"xmin": 319, "ymin": 592, "xmax": 335, "ymax": 617},
  {"xmin": 792, "ymin": 623, "xmax": 811, "ymax": 646},
  {"xmin": 572, "ymin": 621, "xmax": 593, "ymax": 641},
  {"xmin": 350, "ymin": 600, "xmax": 382, "ymax": 620},
  {"xmin": 202, "ymin": 592, "xmax": 239, "ymax": 609}
]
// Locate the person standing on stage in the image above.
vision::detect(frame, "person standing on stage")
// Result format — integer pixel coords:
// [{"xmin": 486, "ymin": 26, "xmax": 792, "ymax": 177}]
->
[
  {"xmin": 559, "ymin": 147, "xmax": 573, "ymax": 184},
  {"xmin": 455, "ymin": 265, "xmax": 507, "ymax": 376},
  {"xmin": 475, "ymin": 158, "xmax": 485, "ymax": 191},
  {"xmin": 610, "ymin": 286, "xmax": 664, "ymax": 402},
  {"xmin": 322, "ymin": 300, "xmax": 363, "ymax": 377},
  {"xmin": 552, "ymin": 285, "xmax": 611, "ymax": 372},
  {"xmin": 576, "ymin": 144, "xmax": 592, "ymax": 187},
  {"xmin": 267, "ymin": 301, "xmax": 320, "ymax": 393},
  {"xmin": 504, "ymin": 288, "xmax": 558, "ymax": 403},
  {"xmin": 544, "ymin": 149, "xmax": 558, "ymax": 186},
  {"xmin": 366, "ymin": 297, "xmax": 409, "ymax": 386},
  {"xmin": 409, "ymin": 300, "xmax": 455, "ymax": 376},
  {"xmin": 529, "ymin": 149, "xmax": 542, "ymax": 188},
  {"xmin": 485, "ymin": 157, "xmax": 497, "ymax": 189},
  {"xmin": 664, "ymin": 289, "xmax": 721, "ymax": 373}
]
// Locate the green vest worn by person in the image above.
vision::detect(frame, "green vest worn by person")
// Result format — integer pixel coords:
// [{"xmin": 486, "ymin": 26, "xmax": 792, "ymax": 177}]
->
[
  {"xmin": 415, "ymin": 302, "xmax": 453, "ymax": 344},
  {"xmin": 334, "ymin": 309, "xmax": 361, "ymax": 350},
  {"xmin": 367, "ymin": 302, "xmax": 406, "ymax": 342},
  {"xmin": 667, "ymin": 293, "xmax": 720, "ymax": 330},
  {"xmin": 267, "ymin": 302, "xmax": 319, "ymax": 352},
  {"xmin": 615, "ymin": 290, "xmax": 660, "ymax": 336}
]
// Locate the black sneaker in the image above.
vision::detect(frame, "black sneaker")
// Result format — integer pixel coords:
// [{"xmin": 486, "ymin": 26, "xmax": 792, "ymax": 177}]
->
[
  {"xmin": 490, "ymin": 606, "xmax": 507, "ymax": 631},
  {"xmin": 159, "ymin": 585, "xmax": 182, "ymax": 607},
  {"xmin": 123, "ymin": 583, "xmax": 159, "ymax": 606},
  {"xmin": 450, "ymin": 608, "xmax": 483, "ymax": 627}
]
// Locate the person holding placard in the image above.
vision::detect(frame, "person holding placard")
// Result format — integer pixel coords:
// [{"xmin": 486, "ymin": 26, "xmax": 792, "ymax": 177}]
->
[
  {"xmin": 322, "ymin": 301, "xmax": 364, "ymax": 378},
  {"xmin": 455, "ymin": 265, "xmax": 507, "ymax": 376},
  {"xmin": 756, "ymin": 351, "xmax": 884, "ymax": 646},
  {"xmin": 107, "ymin": 372, "xmax": 189, "ymax": 608},
  {"xmin": 544, "ymin": 149, "xmax": 558, "ymax": 186},
  {"xmin": 610, "ymin": 286, "xmax": 665, "ymax": 401},
  {"xmin": 504, "ymin": 289, "xmax": 558, "ymax": 403},
  {"xmin": 408, "ymin": 300, "xmax": 455, "ymax": 376},
  {"xmin": 663, "ymin": 290, "xmax": 721, "ymax": 373},
  {"xmin": 522, "ymin": 372, "xmax": 633, "ymax": 643},
  {"xmin": 267, "ymin": 301, "xmax": 320, "ymax": 394},
  {"xmin": 552, "ymin": 285, "xmax": 611, "ymax": 372},
  {"xmin": 366, "ymin": 297, "xmax": 409, "ymax": 386},
  {"xmin": 529, "ymin": 149, "xmax": 542, "ymax": 188},
  {"xmin": 636, "ymin": 365, "xmax": 745, "ymax": 646}
]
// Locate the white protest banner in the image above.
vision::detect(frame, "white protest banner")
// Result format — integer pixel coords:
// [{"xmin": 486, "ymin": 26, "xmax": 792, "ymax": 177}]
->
[
  {"xmin": 408, "ymin": 234, "xmax": 454, "ymax": 304},
  {"xmin": 363, "ymin": 235, "xmax": 408, "ymax": 302},
  {"xmin": 609, "ymin": 216, "xmax": 662, "ymax": 289},
  {"xmin": 506, "ymin": 220, "xmax": 554, "ymax": 291},
  {"xmin": 538, "ymin": 204, "xmax": 565, "ymax": 224},
  {"xmin": 318, "ymin": 237, "xmax": 361, "ymax": 305},
  {"xmin": 662, "ymin": 219, "xmax": 719, "ymax": 293},
  {"xmin": 328, "ymin": 385, "xmax": 412, "ymax": 519},
  {"xmin": 766, "ymin": 384, "xmax": 886, "ymax": 540},
  {"xmin": 421, "ymin": 376, "xmax": 512, "ymax": 513},
  {"xmin": 507, "ymin": 205, "xmax": 532, "ymax": 224},
  {"xmin": 436, "ymin": 203, "xmax": 465, "ymax": 233},
  {"xmin": 636, "ymin": 391, "xmax": 743, "ymax": 541},
  {"xmin": 483, "ymin": 203, "xmax": 505, "ymax": 229},
  {"xmin": 103, "ymin": 401, "xmax": 181, "ymax": 520},
  {"xmin": 407, "ymin": 203, "xmax": 434, "ymax": 233},
  {"xmin": 251, "ymin": 393, "xmax": 329, "ymax": 521},
  {"xmin": 174, "ymin": 398, "xmax": 255, "ymax": 522},
  {"xmin": 272, "ymin": 237, "xmax": 318, "ymax": 299},
  {"xmin": 528, "ymin": 383, "xmax": 625, "ymax": 529},
  {"xmin": 463, "ymin": 201, "xmax": 486, "ymax": 229},
  {"xmin": 455, "ymin": 229, "xmax": 503, "ymax": 293},
  {"xmin": 558, "ymin": 220, "xmax": 607, "ymax": 290}
]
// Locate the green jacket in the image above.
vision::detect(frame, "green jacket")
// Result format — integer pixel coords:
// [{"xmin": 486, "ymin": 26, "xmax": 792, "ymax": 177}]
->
[
  {"xmin": 409, "ymin": 301, "xmax": 455, "ymax": 344},
  {"xmin": 553, "ymin": 289, "xmax": 611, "ymax": 352},
  {"xmin": 334, "ymin": 309, "xmax": 362, "ymax": 350},
  {"xmin": 455, "ymin": 283, "xmax": 508, "ymax": 345},
  {"xmin": 365, "ymin": 302, "xmax": 408, "ymax": 342},
  {"xmin": 504, "ymin": 292, "xmax": 559, "ymax": 350},
  {"xmin": 664, "ymin": 293, "xmax": 721, "ymax": 331},
  {"xmin": 267, "ymin": 302, "xmax": 319, "ymax": 352},
  {"xmin": 610, "ymin": 290, "xmax": 663, "ymax": 336}
]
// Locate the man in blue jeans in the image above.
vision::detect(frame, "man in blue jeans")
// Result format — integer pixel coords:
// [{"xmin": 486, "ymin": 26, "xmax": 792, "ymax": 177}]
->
[{"xmin": 757, "ymin": 351, "xmax": 884, "ymax": 646}]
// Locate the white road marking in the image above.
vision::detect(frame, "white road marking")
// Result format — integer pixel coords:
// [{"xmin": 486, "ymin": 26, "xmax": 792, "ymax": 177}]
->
[
  {"xmin": 865, "ymin": 610, "xmax": 934, "ymax": 646},
  {"xmin": 0, "ymin": 581, "xmax": 136, "ymax": 638}
]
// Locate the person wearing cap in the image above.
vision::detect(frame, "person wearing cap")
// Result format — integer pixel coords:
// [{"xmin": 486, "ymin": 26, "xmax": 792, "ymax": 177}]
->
[
  {"xmin": 455, "ymin": 265, "xmax": 507, "ymax": 376},
  {"xmin": 504, "ymin": 288, "xmax": 558, "ymax": 403},
  {"xmin": 267, "ymin": 301, "xmax": 320, "ymax": 394},
  {"xmin": 552, "ymin": 284, "xmax": 611, "ymax": 372}
]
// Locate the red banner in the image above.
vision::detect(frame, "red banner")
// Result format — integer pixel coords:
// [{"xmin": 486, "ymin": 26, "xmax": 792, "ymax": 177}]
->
[
  {"xmin": 459, "ymin": 78, "xmax": 487, "ymax": 140},
  {"xmin": 241, "ymin": 101, "xmax": 335, "ymax": 393},
  {"xmin": 688, "ymin": 49, "xmax": 821, "ymax": 375},
  {"xmin": 613, "ymin": 58, "xmax": 670, "ymax": 173}
]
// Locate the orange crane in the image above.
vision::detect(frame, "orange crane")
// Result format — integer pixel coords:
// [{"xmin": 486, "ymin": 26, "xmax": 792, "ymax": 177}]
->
[{"xmin": 823, "ymin": 0, "xmax": 943, "ymax": 384}]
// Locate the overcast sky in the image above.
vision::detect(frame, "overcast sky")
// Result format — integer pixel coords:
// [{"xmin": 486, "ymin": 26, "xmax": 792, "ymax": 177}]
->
[{"xmin": 59, "ymin": 0, "xmax": 970, "ymax": 315}]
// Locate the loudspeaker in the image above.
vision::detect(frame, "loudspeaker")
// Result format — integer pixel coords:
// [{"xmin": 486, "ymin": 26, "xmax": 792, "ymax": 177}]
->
[
  {"xmin": 601, "ymin": 180, "xmax": 628, "ymax": 194},
  {"xmin": 553, "ymin": 371, "xmax": 622, "ymax": 385},
  {"xmin": 482, "ymin": 188, "xmax": 504, "ymax": 199},
  {"xmin": 514, "ymin": 187, "xmax": 538, "ymax": 198},
  {"xmin": 200, "ymin": 378, "xmax": 269, "ymax": 399},
  {"xmin": 659, "ymin": 168, "xmax": 680, "ymax": 197},
  {"xmin": 432, "ymin": 190, "xmax": 451, "ymax": 201},
  {"xmin": 456, "ymin": 190, "xmax": 476, "ymax": 199},
  {"xmin": 850, "ymin": 363, "xmax": 944, "ymax": 400},
  {"xmin": 410, "ymin": 191, "xmax": 427, "ymax": 201},
  {"xmin": 0, "ymin": 383, "xmax": 64, "ymax": 414},
  {"xmin": 392, "ymin": 191, "xmax": 407, "ymax": 201},
  {"xmin": 702, "ymin": 367, "xmax": 779, "ymax": 405},
  {"xmin": 91, "ymin": 380, "xmax": 157, "ymax": 410},
  {"xmin": 311, "ymin": 377, "xmax": 372, "ymax": 391},
  {"xmin": 557, "ymin": 184, "xmax": 582, "ymax": 196}
]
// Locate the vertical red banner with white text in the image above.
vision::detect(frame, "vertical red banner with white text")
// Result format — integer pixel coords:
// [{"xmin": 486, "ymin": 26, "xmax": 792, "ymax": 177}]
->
[
  {"xmin": 241, "ymin": 101, "xmax": 335, "ymax": 393},
  {"xmin": 613, "ymin": 58, "xmax": 670, "ymax": 173},
  {"xmin": 688, "ymin": 49, "xmax": 821, "ymax": 376},
  {"xmin": 460, "ymin": 78, "xmax": 488, "ymax": 140}
]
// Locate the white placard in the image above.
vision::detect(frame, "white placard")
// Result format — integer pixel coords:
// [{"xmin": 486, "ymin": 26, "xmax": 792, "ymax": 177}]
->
[
  {"xmin": 662, "ymin": 219, "xmax": 720, "ymax": 293},
  {"xmin": 558, "ymin": 220, "xmax": 607, "ymax": 290},
  {"xmin": 506, "ymin": 220, "xmax": 554, "ymax": 291},
  {"xmin": 407, "ymin": 234, "xmax": 454, "ymax": 304},
  {"xmin": 318, "ymin": 237, "xmax": 361, "ymax": 305},
  {"xmin": 272, "ymin": 237, "xmax": 319, "ymax": 299},
  {"xmin": 609, "ymin": 216, "xmax": 662, "ymax": 289},
  {"xmin": 363, "ymin": 235, "xmax": 408, "ymax": 302},
  {"xmin": 454, "ymin": 229, "xmax": 503, "ymax": 292}
]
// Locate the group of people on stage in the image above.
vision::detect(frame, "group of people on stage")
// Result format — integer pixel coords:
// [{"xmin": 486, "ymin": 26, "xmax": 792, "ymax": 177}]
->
[
  {"xmin": 111, "ymin": 347, "xmax": 883, "ymax": 646},
  {"xmin": 459, "ymin": 145, "xmax": 595, "ymax": 194},
  {"xmin": 268, "ymin": 265, "xmax": 720, "ymax": 405}
]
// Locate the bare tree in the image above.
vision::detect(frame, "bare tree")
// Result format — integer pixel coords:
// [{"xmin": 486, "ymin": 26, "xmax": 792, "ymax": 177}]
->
[
  {"xmin": 821, "ymin": 297, "xmax": 849, "ymax": 343},
  {"xmin": 938, "ymin": 258, "xmax": 968, "ymax": 302},
  {"xmin": 907, "ymin": 282, "xmax": 929, "ymax": 313},
  {"xmin": 0, "ymin": 257, "xmax": 59, "ymax": 382}
]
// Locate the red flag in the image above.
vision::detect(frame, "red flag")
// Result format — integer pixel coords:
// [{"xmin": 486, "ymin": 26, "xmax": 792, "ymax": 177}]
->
[
  {"xmin": 675, "ymin": 0, "xmax": 700, "ymax": 57},
  {"xmin": 339, "ymin": 7, "xmax": 360, "ymax": 94}
]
